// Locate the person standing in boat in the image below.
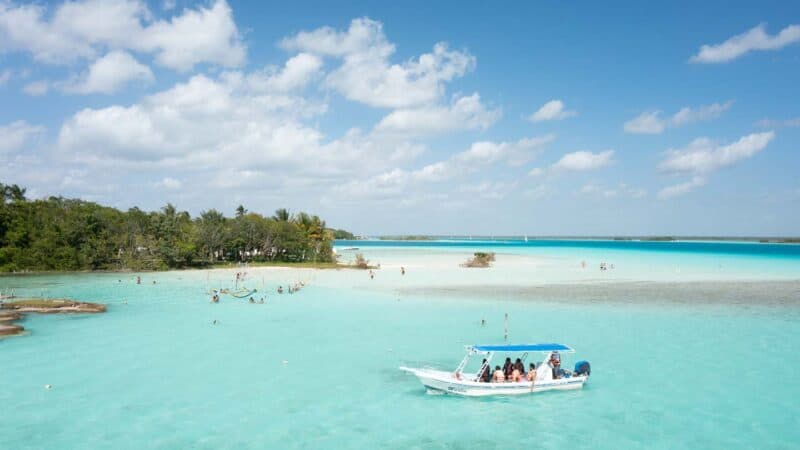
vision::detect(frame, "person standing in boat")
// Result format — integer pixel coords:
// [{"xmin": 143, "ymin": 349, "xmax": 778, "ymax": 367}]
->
[
  {"xmin": 502, "ymin": 357, "xmax": 513, "ymax": 379},
  {"xmin": 549, "ymin": 351, "xmax": 562, "ymax": 379}
]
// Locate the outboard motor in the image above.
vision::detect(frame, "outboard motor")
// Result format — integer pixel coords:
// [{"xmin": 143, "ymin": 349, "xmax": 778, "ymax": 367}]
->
[{"xmin": 574, "ymin": 360, "xmax": 591, "ymax": 376}]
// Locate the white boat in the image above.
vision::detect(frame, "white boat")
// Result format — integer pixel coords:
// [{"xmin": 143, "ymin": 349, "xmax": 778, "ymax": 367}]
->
[{"xmin": 400, "ymin": 343, "xmax": 590, "ymax": 397}]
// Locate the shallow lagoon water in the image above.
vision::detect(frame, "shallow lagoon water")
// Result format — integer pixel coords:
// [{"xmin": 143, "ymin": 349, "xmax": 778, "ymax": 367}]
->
[{"xmin": 2, "ymin": 240, "xmax": 800, "ymax": 449}]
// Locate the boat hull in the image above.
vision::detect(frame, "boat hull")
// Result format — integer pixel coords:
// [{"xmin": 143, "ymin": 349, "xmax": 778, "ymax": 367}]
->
[{"xmin": 401, "ymin": 367, "xmax": 587, "ymax": 397}]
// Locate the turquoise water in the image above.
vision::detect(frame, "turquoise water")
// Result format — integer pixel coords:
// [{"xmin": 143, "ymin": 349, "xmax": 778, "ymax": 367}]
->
[{"xmin": 2, "ymin": 240, "xmax": 800, "ymax": 449}]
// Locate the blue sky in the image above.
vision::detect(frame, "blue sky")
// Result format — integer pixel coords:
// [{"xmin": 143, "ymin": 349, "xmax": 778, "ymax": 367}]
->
[{"xmin": 1, "ymin": 0, "xmax": 799, "ymax": 236}]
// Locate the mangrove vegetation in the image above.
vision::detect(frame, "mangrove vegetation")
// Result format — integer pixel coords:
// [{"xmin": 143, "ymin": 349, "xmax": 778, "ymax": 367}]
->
[{"xmin": 0, "ymin": 183, "xmax": 348, "ymax": 272}]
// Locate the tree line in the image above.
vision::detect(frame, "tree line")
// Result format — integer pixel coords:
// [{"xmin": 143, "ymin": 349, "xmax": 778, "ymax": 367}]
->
[{"xmin": 0, "ymin": 183, "xmax": 351, "ymax": 272}]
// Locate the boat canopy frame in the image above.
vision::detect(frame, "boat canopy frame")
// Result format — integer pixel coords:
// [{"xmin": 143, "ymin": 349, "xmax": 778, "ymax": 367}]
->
[{"xmin": 460, "ymin": 343, "xmax": 574, "ymax": 382}]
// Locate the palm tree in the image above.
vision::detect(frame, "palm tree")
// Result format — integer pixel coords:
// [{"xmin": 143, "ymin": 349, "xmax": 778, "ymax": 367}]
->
[
  {"xmin": 235, "ymin": 205, "xmax": 247, "ymax": 218},
  {"xmin": 273, "ymin": 208, "xmax": 290, "ymax": 222}
]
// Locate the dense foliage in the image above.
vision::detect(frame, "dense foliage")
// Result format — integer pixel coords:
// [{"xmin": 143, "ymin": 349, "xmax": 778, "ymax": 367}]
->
[{"xmin": 0, "ymin": 184, "xmax": 342, "ymax": 272}]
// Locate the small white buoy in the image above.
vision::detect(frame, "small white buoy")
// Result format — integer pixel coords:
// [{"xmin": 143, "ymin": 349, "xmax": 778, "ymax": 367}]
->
[{"xmin": 44, "ymin": 384, "xmax": 52, "ymax": 390}]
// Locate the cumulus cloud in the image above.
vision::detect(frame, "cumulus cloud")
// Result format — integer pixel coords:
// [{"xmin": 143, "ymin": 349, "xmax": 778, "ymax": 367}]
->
[
  {"xmin": 281, "ymin": 18, "xmax": 474, "ymax": 108},
  {"xmin": 335, "ymin": 135, "xmax": 554, "ymax": 198},
  {"xmin": 244, "ymin": 53, "xmax": 323, "ymax": 92},
  {"xmin": 0, "ymin": 120, "xmax": 44, "ymax": 154},
  {"xmin": 623, "ymin": 111, "xmax": 665, "ymax": 134},
  {"xmin": 691, "ymin": 23, "xmax": 800, "ymax": 63},
  {"xmin": 659, "ymin": 131, "xmax": 774, "ymax": 174},
  {"xmin": 61, "ymin": 51, "xmax": 153, "ymax": 94},
  {"xmin": 658, "ymin": 176, "xmax": 706, "ymax": 199},
  {"xmin": 374, "ymin": 93, "xmax": 501, "ymax": 137},
  {"xmin": 670, "ymin": 101, "xmax": 733, "ymax": 125},
  {"xmin": 624, "ymin": 101, "xmax": 733, "ymax": 134},
  {"xmin": 657, "ymin": 131, "xmax": 774, "ymax": 199},
  {"xmin": 528, "ymin": 99, "xmax": 576, "ymax": 122},
  {"xmin": 551, "ymin": 150, "xmax": 614, "ymax": 171},
  {"xmin": 0, "ymin": 0, "xmax": 245, "ymax": 71}
]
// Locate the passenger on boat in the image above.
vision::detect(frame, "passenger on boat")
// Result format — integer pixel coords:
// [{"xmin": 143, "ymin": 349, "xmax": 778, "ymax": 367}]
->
[
  {"xmin": 510, "ymin": 365, "xmax": 522, "ymax": 382},
  {"xmin": 526, "ymin": 363, "xmax": 537, "ymax": 381},
  {"xmin": 549, "ymin": 352, "xmax": 562, "ymax": 379},
  {"xmin": 513, "ymin": 358, "xmax": 525, "ymax": 373},
  {"xmin": 479, "ymin": 359, "xmax": 491, "ymax": 382},
  {"xmin": 492, "ymin": 366, "xmax": 505, "ymax": 382},
  {"xmin": 502, "ymin": 357, "xmax": 513, "ymax": 378},
  {"xmin": 277, "ymin": 286, "xmax": 284, "ymax": 294}
]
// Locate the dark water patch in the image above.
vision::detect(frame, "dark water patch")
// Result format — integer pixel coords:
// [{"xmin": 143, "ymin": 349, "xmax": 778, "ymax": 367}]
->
[{"xmin": 399, "ymin": 280, "xmax": 800, "ymax": 309}]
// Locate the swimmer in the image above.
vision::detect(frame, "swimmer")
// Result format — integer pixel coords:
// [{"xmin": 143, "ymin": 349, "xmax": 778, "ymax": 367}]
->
[
  {"xmin": 480, "ymin": 319, "xmax": 486, "ymax": 327},
  {"xmin": 249, "ymin": 297, "xmax": 255, "ymax": 303},
  {"xmin": 258, "ymin": 298, "xmax": 264, "ymax": 304},
  {"xmin": 401, "ymin": 266, "xmax": 405, "ymax": 275},
  {"xmin": 277, "ymin": 286, "xmax": 284, "ymax": 294},
  {"xmin": 213, "ymin": 319, "xmax": 218, "ymax": 325}
]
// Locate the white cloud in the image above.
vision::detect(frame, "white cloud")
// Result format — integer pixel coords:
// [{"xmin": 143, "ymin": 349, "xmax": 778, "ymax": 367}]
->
[
  {"xmin": 243, "ymin": 53, "xmax": 323, "ymax": 92},
  {"xmin": 756, "ymin": 117, "xmax": 800, "ymax": 128},
  {"xmin": 374, "ymin": 93, "xmax": 501, "ymax": 136},
  {"xmin": 0, "ymin": 0, "xmax": 245, "ymax": 71},
  {"xmin": 156, "ymin": 177, "xmax": 182, "ymax": 189},
  {"xmin": 670, "ymin": 101, "xmax": 733, "ymax": 125},
  {"xmin": 579, "ymin": 183, "xmax": 647, "ymax": 199},
  {"xmin": 62, "ymin": 51, "xmax": 153, "ymax": 94},
  {"xmin": 334, "ymin": 135, "xmax": 553, "ymax": 199},
  {"xmin": 658, "ymin": 176, "xmax": 706, "ymax": 199},
  {"xmin": 691, "ymin": 23, "xmax": 800, "ymax": 63},
  {"xmin": 659, "ymin": 131, "xmax": 774, "ymax": 174},
  {"xmin": 624, "ymin": 111, "xmax": 665, "ymax": 134},
  {"xmin": 23, "ymin": 80, "xmax": 49, "ymax": 96},
  {"xmin": 282, "ymin": 18, "xmax": 474, "ymax": 108},
  {"xmin": 551, "ymin": 150, "xmax": 614, "ymax": 171},
  {"xmin": 624, "ymin": 101, "xmax": 733, "ymax": 134},
  {"xmin": 0, "ymin": 120, "xmax": 44, "ymax": 153},
  {"xmin": 528, "ymin": 167, "xmax": 544, "ymax": 177},
  {"xmin": 529, "ymin": 99, "xmax": 576, "ymax": 122}
]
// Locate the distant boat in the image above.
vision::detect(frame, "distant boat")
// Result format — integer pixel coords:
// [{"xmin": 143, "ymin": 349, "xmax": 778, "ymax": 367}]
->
[
  {"xmin": 339, "ymin": 247, "xmax": 359, "ymax": 251},
  {"xmin": 400, "ymin": 343, "xmax": 591, "ymax": 397}
]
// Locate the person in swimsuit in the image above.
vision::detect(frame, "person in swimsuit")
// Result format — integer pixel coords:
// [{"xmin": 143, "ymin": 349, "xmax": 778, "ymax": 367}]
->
[
  {"xmin": 526, "ymin": 363, "xmax": 537, "ymax": 382},
  {"xmin": 479, "ymin": 359, "xmax": 491, "ymax": 382},
  {"xmin": 511, "ymin": 365, "xmax": 522, "ymax": 382},
  {"xmin": 502, "ymin": 357, "xmax": 513, "ymax": 379},
  {"xmin": 492, "ymin": 366, "xmax": 505, "ymax": 383}
]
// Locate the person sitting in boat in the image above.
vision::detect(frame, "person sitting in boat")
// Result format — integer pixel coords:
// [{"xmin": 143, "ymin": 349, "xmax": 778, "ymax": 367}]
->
[
  {"xmin": 492, "ymin": 365, "xmax": 505, "ymax": 383},
  {"xmin": 510, "ymin": 364, "xmax": 522, "ymax": 382},
  {"xmin": 513, "ymin": 358, "xmax": 525, "ymax": 374},
  {"xmin": 277, "ymin": 286, "xmax": 284, "ymax": 294},
  {"xmin": 526, "ymin": 363, "xmax": 537, "ymax": 382},
  {"xmin": 479, "ymin": 359, "xmax": 492, "ymax": 382}
]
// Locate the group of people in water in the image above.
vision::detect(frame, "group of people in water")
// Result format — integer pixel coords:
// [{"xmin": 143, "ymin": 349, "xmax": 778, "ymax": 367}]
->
[
  {"xmin": 477, "ymin": 353, "xmax": 563, "ymax": 383},
  {"xmin": 210, "ymin": 279, "xmax": 306, "ymax": 304}
]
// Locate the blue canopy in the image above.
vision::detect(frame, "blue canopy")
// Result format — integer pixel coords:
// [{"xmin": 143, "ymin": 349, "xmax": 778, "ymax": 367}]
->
[{"xmin": 472, "ymin": 343, "xmax": 573, "ymax": 353}]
